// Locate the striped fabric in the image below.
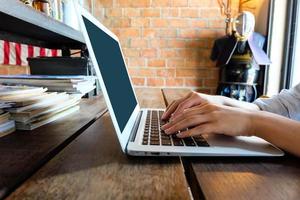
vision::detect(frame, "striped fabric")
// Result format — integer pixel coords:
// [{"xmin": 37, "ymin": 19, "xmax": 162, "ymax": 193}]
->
[{"xmin": 0, "ymin": 40, "xmax": 61, "ymax": 66}]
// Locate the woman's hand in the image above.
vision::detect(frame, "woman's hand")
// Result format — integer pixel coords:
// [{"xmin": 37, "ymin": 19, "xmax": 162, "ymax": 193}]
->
[
  {"xmin": 161, "ymin": 103, "xmax": 255, "ymax": 138},
  {"xmin": 162, "ymin": 91, "xmax": 224, "ymax": 120}
]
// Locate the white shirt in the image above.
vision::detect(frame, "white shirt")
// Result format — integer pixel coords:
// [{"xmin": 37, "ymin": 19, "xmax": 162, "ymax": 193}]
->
[{"xmin": 254, "ymin": 83, "xmax": 300, "ymax": 121}]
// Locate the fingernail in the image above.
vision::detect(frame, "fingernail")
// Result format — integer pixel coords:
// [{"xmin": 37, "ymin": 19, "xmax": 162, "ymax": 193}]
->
[
  {"xmin": 161, "ymin": 125, "xmax": 167, "ymax": 130},
  {"xmin": 176, "ymin": 133, "xmax": 183, "ymax": 138},
  {"xmin": 165, "ymin": 128, "xmax": 172, "ymax": 134}
]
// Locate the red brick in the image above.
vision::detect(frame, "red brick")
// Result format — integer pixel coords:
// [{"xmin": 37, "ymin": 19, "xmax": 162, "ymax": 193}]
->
[
  {"xmin": 141, "ymin": 49, "xmax": 157, "ymax": 58},
  {"xmin": 149, "ymin": 39, "xmax": 168, "ymax": 48},
  {"xmin": 152, "ymin": 0, "xmax": 170, "ymax": 7},
  {"xmin": 209, "ymin": 20, "xmax": 226, "ymax": 28},
  {"xmin": 131, "ymin": 77, "xmax": 145, "ymax": 86},
  {"xmin": 119, "ymin": 28, "xmax": 140, "ymax": 37},
  {"xmin": 151, "ymin": 19, "xmax": 168, "ymax": 27},
  {"xmin": 124, "ymin": 8, "xmax": 140, "ymax": 17},
  {"xmin": 109, "ymin": 18, "xmax": 131, "ymax": 28},
  {"xmin": 95, "ymin": 0, "xmax": 113, "ymax": 7},
  {"xmin": 148, "ymin": 59, "xmax": 166, "ymax": 67},
  {"xmin": 117, "ymin": 0, "xmax": 151, "ymax": 7},
  {"xmin": 130, "ymin": 38, "xmax": 148, "ymax": 48},
  {"xmin": 169, "ymin": 19, "xmax": 188, "ymax": 27},
  {"xmin": 176, "ymin": 69, "xmax": 209, "ymax": 77},
  {"xmin": 156, "ymin": 69, "xmax": 176, "ymax": 77},
  {"xmin": 167, "ymin": 59, "xmax": 185, "ymax": 68},
  {"xmin": 200, "ymin": 8, "xmax": 222, "ymax": 18},
  {"xmin": 131, "ymin": 18, "xmax": 150, "ymax": 27},
  {"xmin": 155, "ymin": 29, "xmax": 177, "ymax": 38},
  {"xmin": 167, "ymin": 40, "xmax": 186, "ymax": 48},
  {"xmin": 122, "ymin": 48, "xmax": 140, "ymax": 57},
  {"xmin": 172, "ymin": 0, "xmax": 188, "ymax": 7},
  {"xmin": 162, "ymin": 8, "xmax": 179, "ymax": 17},
  {"xmin": 160, "ymin": 49, "xmax": 178, "ymax": 57},
  {"xmin": 105, "ymin": 8, "xmax": 123, "ymax": 17},
  {"xmin": 142, "ymin": 28, "xmax": 156, "ymax": 38},
  {"xmin": 128, "ymin": 68, "xmax": 156, "ymax": 76},
  {"xmin": 141, "ymin": 9, "xmax": 161, "ymax": 17},
  {"xmin": 166, "ymin": 78, "xmax": 184, "ymax": 86},
  {"xmin": 180, "ymin": 8, "xmax": 199, "ymax": 18},
  {"xmin": 191, "ymin": 20, "xmax": 207, "ymax": 28},
  {"xmin": 179, "ymin": 29, "xmax": 200, "ymax": 39},
  {"xmin": 147, "ymin": 78, "xmax": 165, "ymax": 87},
  {"xmin": 128, "ymin": 58, "xmax": 146, "ymax": 67},
  {"xmin": 189, "ymin": 0, "xmax": 210, "ymax": 7},
  {"xmin": 186, "ymin": 40, "xmax": 207, "ymax": 48},
  {"xmin": 200, "ymin": 29, "xmax": 224, "ymax": 39},
  {"xmin": 184, "ymin": 78, "xmax": 203, "ymax": 87}
]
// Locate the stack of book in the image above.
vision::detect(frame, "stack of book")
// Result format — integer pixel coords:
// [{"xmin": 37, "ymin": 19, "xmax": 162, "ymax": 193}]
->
[
  {"xmin": 0, "ymin": 75, "xmax": 96, "ymax": 96},
  {"xmin": 0, "ymin": 85, "xmax": 80, "ymax": 131}
]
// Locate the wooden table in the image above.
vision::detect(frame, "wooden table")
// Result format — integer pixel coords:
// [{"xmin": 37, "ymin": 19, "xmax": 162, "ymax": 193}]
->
[
  {"xmin": 5, "ymin": 88, "xmax": 190, "ymax": 200},
  {"xmin": 1, "ymin": 88, "xmax": 300, "ymax": 200},
  {"xmin": 163, "ymin": 89, "xmax": 300, "ymax": 200}
]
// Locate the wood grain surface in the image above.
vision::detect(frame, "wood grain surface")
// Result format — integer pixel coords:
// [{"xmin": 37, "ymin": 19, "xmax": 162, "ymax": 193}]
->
[
  {"xmin": 0, "ymin": 96, "xmax": 107, "ymax": 199},
  {"xmin": 7, "ymin": 88, "xmax": 191, "ymax": 200},
  {"xmin": 163, "ymin": 88, "xmax": 300, "ymax": 200}
]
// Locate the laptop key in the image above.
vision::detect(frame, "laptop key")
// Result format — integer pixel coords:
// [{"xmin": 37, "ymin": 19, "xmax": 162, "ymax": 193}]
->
[
  {"xmin": 173, "ymin": 139, "xmax": 184, "ymax": 146},
  {"xmin": 193, "ymin": 136, "xmax": 210, "ymax": 147},
  {"xmin": 162, "ymin": 140, "xmax": 172, "ymax": 146},
  {"xmin": 183, "ymin": 137, "xmax": 196, "ymax": 146},
  {"xmin": 150, "ymin": 141, "xmax": 160, "ymax": 145}
]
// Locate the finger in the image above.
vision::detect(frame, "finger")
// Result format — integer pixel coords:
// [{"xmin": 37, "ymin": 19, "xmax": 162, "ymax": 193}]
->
[
  {"xmin": 162, "ymin": 95, "xmax": 190, "ymax": 120},
  {"xmin": 169, "ymin": 103, "xmax": 216, "ymax": 123},
  {"xmin": 176, "ymin": 124, "xmax": 213, "ymax": 138},
  {"xmin": 162, "ymin": 100, "xmax": 181, "ymax": 120},
  {"xmin": 164, "ymin": 114, "xmax": 212, "ymax": 135},
  {"xmin": 171, "ymin": 94, "xmax": 206, "ymax": 119}
]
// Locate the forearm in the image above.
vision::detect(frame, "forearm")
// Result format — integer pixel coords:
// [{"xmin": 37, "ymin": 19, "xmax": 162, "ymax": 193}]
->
[{"xmin": 251, "ymin": 111, "xmax": 300, "ymax": 157}]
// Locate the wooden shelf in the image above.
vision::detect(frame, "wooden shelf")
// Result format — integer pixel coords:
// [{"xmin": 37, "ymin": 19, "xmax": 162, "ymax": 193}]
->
[{"xmin": 0, "ymin": 0, "xmax": 85, "ymax": 49}]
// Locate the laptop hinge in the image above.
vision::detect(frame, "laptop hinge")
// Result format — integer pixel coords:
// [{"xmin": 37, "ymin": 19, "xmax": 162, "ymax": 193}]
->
[{"xmin": 126, "ymin": 110, "xmax": 143, "ymax": 152}]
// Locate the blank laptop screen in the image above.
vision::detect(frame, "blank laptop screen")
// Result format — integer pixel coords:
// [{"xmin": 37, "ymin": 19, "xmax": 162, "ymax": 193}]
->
[{"xmin": 83, "ymin": 16, "xmax": 138, "ymax": 132}]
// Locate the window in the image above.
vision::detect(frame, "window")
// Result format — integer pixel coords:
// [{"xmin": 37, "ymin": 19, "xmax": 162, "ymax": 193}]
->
[{"xmin": 290, "ymin": 1, "xmax": 300, "ymax": 87}]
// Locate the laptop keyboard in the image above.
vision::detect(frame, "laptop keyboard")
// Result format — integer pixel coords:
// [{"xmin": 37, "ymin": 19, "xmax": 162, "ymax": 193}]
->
[{"xmin": 142, "ymin": 110, "xmax": 209, "ymax": 147}]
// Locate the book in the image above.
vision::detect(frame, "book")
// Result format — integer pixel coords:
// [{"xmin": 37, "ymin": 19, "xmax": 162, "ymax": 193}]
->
[
  {"xmin": 0, "ymin": 75, "xmax": 96, "ymax": 95},
  {"xmin": 7, "ymin": 92, "xmax": 70, "ymax": 113},
  {"xmin": 10, "ymin": 96, "xmax": 80, "ymax": 123},
  {"xmin": 0, "ymin": 85, "xmax": 46, "ymax": 96},
  {"xmin": 16, "ymin": 105, "xmax": 80, "ymax": 130}
]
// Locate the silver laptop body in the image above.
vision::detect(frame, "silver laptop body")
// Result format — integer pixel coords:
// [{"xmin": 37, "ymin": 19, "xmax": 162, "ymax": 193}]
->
[{"xmin": 76, "ymin": 6, "xmax": 284, "ymax": 157}]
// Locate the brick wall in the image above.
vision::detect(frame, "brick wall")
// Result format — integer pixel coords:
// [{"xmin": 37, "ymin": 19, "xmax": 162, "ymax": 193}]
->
[
  {"xmin": 92, "ymin": 0, "xmax": 240, "ymax": 93},
  {"xmin": 1, "ymin": 0, "xmax": 240, "ymax": 94}
]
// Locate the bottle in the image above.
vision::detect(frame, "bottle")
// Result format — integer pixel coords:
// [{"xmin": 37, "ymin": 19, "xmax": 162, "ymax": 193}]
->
[{"xmin": 32, "ymin": 0, "xmax": 50, "ymax": 16}]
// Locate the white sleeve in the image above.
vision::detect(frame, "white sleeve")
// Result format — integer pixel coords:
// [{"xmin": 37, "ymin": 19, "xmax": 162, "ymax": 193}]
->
[{"xmin": 253, "ymin": 82, "xmax": 300, "ymax": 121}]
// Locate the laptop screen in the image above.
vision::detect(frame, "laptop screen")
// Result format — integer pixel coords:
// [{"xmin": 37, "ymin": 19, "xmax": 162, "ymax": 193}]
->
[{"xmin": 82, "ymin": 16, "xmax": 138, "ymax": 132}]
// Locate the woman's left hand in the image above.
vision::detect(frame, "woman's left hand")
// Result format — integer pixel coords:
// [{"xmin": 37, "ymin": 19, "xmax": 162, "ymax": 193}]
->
[{"xmin": 161, "ymin": 103, "xmax": 255, "ymax": 138}]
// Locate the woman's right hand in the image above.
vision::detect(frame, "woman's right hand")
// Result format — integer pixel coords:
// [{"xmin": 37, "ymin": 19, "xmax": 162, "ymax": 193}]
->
[{"xmin": 162, "ymin": 91, "xmax": 224, "ymax": 120}]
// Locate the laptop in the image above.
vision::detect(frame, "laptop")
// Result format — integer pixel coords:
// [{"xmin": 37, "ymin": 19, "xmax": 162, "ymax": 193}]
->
[{"xmin": 76, "ymin": 6, "xmax": 284, "ymax": 157}]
